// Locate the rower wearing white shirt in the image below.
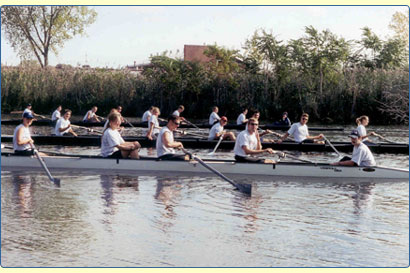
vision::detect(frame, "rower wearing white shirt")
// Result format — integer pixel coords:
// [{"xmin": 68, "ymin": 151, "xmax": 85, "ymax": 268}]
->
[
  {"xmin": 13, "ymin": 112, "xmax": 47, "ymax": 156},
  {"xmin": 101, "ymin": 112, "xmax": 140, "ymax": 159},
  {"xmin": 236, "ymin": 108, "xmax": 248, "ymax": 125},
  {"xmin": 51, "ymin": 105, "xmax": 62, "ymax": 126},
  {"xmin": 208, "ymin": 116, "xmax": 236, "ymax": 141},
  {"xmin": 146, "ymin": 107, "xmax": 161, "ymax": 140},
  {"xmin": 209, "ymin": 106, "xmax": 221, "ymax": 125},
  {"xmin": 172, "ymin": 105, "xmax": 186, "ymax": 121},
  {"xmin": 234, "ymin": 118, "xmax": 283, "ymax": 163},
  {"xmin": 355, "ymin": 115, "xmax": 375, "ymax": 145},
  {"xmin": 277, "ymin": 113, "xmax": 324, "ymax": 144},
  {"xmin": 156, "ymin": 115, "xmax": 188, "ymax": 161},
  {"xmin": 83, "ymin": 106, "xmax": 101, "ymax": 122},
  {"xmin": 331, "ymin": 129, "xmax": 376, "ymax": 167},
  {"xmin": 55, "ymin": 110, "xmax": 78, "ymax": 137},
  {"xmin": 142, "ymin": 106, "xmax": 154, "ymax": 122}
]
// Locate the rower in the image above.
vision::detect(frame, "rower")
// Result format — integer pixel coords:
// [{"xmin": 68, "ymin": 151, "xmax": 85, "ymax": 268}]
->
[
  {"xmin": 208, "ymin": 116, "xmax": 236, "ymax": 141},
  {"xmin": 273, "ymin": 111, "xmax": 291, "ymax": 126},
  {"xmin": 209, "ymin": 106, "xmax": 221, "ymax": 125},
  {"xmin": 246, "ymin": 110, "xmax": 271, "ymax": 139},
  {"xmin": 101, "ymin": 112, "xmax": 140, "ymax": 159},
  {"xmin": 51, "ymin": 105, "xmax": 62, "ymax": 127},
  {"xmin": 103, "ymin": 108, "xmax": 124, "ymax": 133},
  {"xmin": 13, "ymin": 112, "xmax": 46, "ymax": 156},
  {"xmin": 236, "ymin": 108, "xmax": 248, "ymax": 125},
  {"xmin": 142, "ymin": 106, "xmax": 154, "ymax": 122},
  {"xmin": 146, "ymin": 107, "xmax": 161, "ymax": 140},
  {"xmin": 331, "ymin": 129, "xmax": 376, "ymax": 167},
  {"xmin": 233, "ymin": 118, "xmax": 283, "ymax": 163},
  {"xmin": 21, "ymin": 103, "xmax": 43, "ymax": 119},
  {"xmin": 172, "ymin": 105, "xmax": 186, "ymax": 121},
  {"xmin": 356, "ymin": 115, "xmax": 376, "ymax": 145},
  {"xmin": 277, "ymin": 113, "xmax": 325, "ymax": 144},
  {"xmin": 83, "ymin": 106, "xmax": 101, "ymax": 123},
  {"xmin": 55, "ymin": 109, "xmax": 78, "ymax": 137},
  {"xmin": 116, "ymin": 105, "xmax": 125, "ymax": 123},
  {"xmin": 156, "ymin": 115, "xmax": 189, "ymax": 161}
]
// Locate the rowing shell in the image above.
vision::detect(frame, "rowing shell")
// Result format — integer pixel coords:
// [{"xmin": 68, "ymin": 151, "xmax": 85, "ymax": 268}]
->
[
  {"xmin": 2, "ymin": 153, "xmax": 408, "ymax": 181},
  {"xmin": 1, "ymin": 135, "xmax": 408, "ymax": 154},
  {"xmin": 1, "ymin": 119, "xmax": 343, "ymax": 131}
]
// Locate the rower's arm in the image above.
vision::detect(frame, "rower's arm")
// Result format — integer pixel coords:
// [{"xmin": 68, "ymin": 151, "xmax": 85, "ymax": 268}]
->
[
  {"xmin": 146, "ymin": 122, "xmax": 154, "ymax": 138},
  {"xmin": 278, "ymin": 132, "xmax": 289, "ymax": 143},
  {"xmin": 163, "ymin": 131, "xmax": 183, "ymax": 149},
  {"xmin": 242, "ymin": 145, "xmax": 272, "ymax": 155},
  {"xmin": 16, "ymin": 127, "xmax": 33, "ymax": 145},
  {"xmin": 332, "ymin": 160, "xmax": 356, "ymax": 166}
]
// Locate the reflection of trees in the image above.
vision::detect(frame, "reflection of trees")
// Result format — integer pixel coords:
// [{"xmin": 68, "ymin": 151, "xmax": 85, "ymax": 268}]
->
[
  {"xmin": 12, "ymin": 174, "xmax": 35, "ymax": 218},
  {"xmin": 333, "ymin": 182, "xmax": 375, "ymax": 215}
]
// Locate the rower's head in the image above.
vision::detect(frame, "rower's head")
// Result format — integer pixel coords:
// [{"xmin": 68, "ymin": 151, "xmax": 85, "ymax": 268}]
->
[
  {"xmin": 63, "ymin": 110, "xmax": 72, "ymax": 120},
  {"xmin": 300, "ymin": 113, "xmax": 309, "ymax": 125},
  {"xmin": 220, "ymin": 116, "xmax": 228, "ymax": 126},
  {"xmin": 348, "ymin": 129, "xmax": 362, "ymax": 146},
  {"xmin": 242, "ymin": 108, "xmax": 248, "ymax": 115},
  {"xmin": 356, "ymin": 115, "xmax": 369, "ymax": 126},
  {"xmin": 57, "ymin": 105, "xmax": 62, "ymax": 111},
  {"xmin": 247, "ymin": 118, "xmax": 259, "ymax": 133},
  {"xmin": 22, "ymin": 112, "xmax": 34, "ymax": 126},
  {"xmin": 149, "ymin": 106, "xmax": 154, "ymax": 112},
  {"xmin": 252, "ymin": 111, "xmax": 260, "ymax": 120},
  {"xmin": 116, "ymin": 106, "xmax": 123, "ymax": 113},
  {"xmin": 212, "ymin": 106, "xmax": 219, "ymax": 113},
  {"xmin": 167, "ymin": 115, "xmax": 181, "ymax": 131},
  {"xmin": 92, "ymin": 106, "xmax": 98, "ymax": 113},
  {"xmin": 152, "ymin": 107, "xmax": 160, "ymax": 116},
  {"xmin": 178, "ymin": 105, "xmax": 185, "ymax": 113},
  {"xmin": 282, "ymin": 112, "xmax": 288, "ymax": 118},
  {"xmin": 108, "ymin": 112, "xmax": 122, "ymax": 128},
  {"xmin": 26, "ymin": 103, "xmax": 32, "ymax": 110}
]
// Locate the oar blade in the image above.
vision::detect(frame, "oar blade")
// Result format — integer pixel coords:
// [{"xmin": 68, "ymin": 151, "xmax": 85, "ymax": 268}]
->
[
  {"xmin": 235, "ymin": 182, "xmax": 252, "ymax": 195},
  {"xmin": 52, "ymin": 178, "xmax": 61, "ymax": 187}
]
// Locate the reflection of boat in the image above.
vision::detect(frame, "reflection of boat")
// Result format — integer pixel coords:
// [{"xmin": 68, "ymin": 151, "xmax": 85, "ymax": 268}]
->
[
  {"xmin": 2, "ymin": 153, "xmax": 408, "ymax": 181},
  {"xmin": 0, "ymin": 119, "xmax": 343, "ymax": 131},
  {"xmin": 1, "ymin": 135, "xmax": 408, "ymax": 154}
]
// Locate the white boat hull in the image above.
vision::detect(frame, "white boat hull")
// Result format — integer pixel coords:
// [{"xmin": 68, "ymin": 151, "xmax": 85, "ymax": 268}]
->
[{"xmin": 1, "ymin": 154, "xmax": 408, "ymax": 181}]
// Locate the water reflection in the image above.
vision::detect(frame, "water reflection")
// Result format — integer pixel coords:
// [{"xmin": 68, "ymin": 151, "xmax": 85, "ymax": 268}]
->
[{"xmin": 12, "ymin": 174, "xmax": 35, "ymax": 218}]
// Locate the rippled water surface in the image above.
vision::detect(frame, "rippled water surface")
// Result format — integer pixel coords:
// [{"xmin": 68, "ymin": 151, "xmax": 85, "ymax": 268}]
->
[{"xmin": 1, "ymin": 123, "xmax": 409, "ymax": 267}]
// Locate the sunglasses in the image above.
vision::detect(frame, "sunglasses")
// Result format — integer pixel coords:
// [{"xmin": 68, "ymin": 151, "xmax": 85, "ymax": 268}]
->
[
  {"xmin": 250, "ymin": 123, "xmax": 259, "ymax": 126},
  {"xmin": 302, "ymin": 118, "xmax": 308, "ymax": 121},
  {"xmin": 173, "ymin": 121, "xmax": 181, "ymax": 126}
]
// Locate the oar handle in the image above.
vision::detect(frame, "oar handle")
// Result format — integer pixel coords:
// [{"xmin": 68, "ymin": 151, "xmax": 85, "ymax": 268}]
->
[
  {"xmin": 323, "ymin": 136, "xmax": 341, "ymax": 157},
  {"xmin": 30, "ymin": 144, "xmax": 60, "ymax": 185}
]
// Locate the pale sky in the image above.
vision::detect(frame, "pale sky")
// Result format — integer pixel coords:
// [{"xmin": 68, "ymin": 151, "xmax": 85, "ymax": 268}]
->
[{"xmin": 1, "ymin": 5, "xmax": 408, "ymax": 68}]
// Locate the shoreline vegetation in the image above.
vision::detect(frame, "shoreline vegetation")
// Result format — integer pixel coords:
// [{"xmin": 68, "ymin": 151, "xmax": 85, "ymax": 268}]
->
[{"xmin": 1, "ymin": 26, "xmax": 408, "ymax": 125}]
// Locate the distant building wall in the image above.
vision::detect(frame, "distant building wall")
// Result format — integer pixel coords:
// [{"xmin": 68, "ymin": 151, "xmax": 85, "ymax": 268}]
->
[{"xmin": 184, "ymin": 45, "xmax": 212, "ymax": 63}]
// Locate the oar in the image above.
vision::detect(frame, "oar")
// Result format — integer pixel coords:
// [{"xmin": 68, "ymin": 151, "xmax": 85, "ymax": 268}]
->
[
  {"xmin": 175, "ymin": 129, "xmax": 206, "ymax": 138},
  {"xmin": 181, "ymin": 148, "xmax": 251, "ymax": 195},
  {"xmin": 183, "ymin": 119, "xmax": 201, "ymax": 130},
  {"xmin": 284, "ymin": 152, "xmax": 317, "ymax": 165},
  {"xmin": 373, "ymin": 133, "xmax": 396, "ymax": 144},
  {"xmin": 30, "ymin": 144, "xmax": 60, "ymax": 186},
  {"xmin": 123, "ymin": 118, "xmax": 135, "ymax": 128},
  {"xmin": 323, "ymin": 136, "xmax": 341, "ymax": 157},
  {"xmin": 71, "ymin": 124, "xmax": 103, "ymax": 135},
  {"xmin": 207, "ymin": 136, "xmax": 223, "ymax": 155}
]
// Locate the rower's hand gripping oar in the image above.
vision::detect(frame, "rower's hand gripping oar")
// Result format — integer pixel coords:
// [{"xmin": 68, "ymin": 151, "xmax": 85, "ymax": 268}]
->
[
  {"xmin": 207, "ymin": 136, "xmax": 223, "ymax": 156},
  {"xmin": 181, "ymin": 148, "xmax": 252, "ymax": 195},
  {"xmin": 373, "ymin": 133, "xmax": 396, "ymax": 144},
  {"xmin": 30, "ymin": 144, "xmax": 60, "ymax": 186}
]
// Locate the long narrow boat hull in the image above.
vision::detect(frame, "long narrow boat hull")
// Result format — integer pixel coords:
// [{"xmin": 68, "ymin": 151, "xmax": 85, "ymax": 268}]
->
[
  {"xmin": 1, "ymin": 153, "xmax": 408, "ymax": 181},
  {"xmin": 1, "ymin": 135, "xmax": 408, "ymax": 154},
  {"xmin": 1, "ymin": 119, "xmax": 343, "ymax": 131}
]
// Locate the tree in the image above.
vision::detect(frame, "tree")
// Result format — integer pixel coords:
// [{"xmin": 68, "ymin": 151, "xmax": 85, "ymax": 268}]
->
[
  {"xmin": 389, "ymin": 11, "xmax": 409, "ymax": 48},
  {"xmin": 1, "ymin": 6, "xmax": 97, "ymax": 68}
]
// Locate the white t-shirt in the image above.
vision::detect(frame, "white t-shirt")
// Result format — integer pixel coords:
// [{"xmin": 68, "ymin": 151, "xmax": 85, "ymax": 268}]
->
[
  {"xmin": 55, "ymin": 118, "xmax": 71, "ymax": 136},
  {"xmin": 287, "ymin": 122, "xmax": 309, "ymax": 143},
  {"xmin": 83, "ymin": 110, "xmax": 95, "ymax": 121},
  {"xmin": 356, "ymin": 125, "xmax": 368, "ymax": 142},
  {"xmin": 236, "ymin": 113, "xmax": 246, "ymax": 125},
  {"xmin": 351, "ymin": 142, "xmax": 376, "ymax": 166},
  {"xmin": 172, "ymin": 110, "xmax": 180, "ymax": 116},
  {"xmin": 156, "ymin": 127, "xmax": 175, "ymax": 157},
  {"xmin": 208, "ymin": 123, "xmax": 224, "ymax": 140},
  {"xmin": 148, "ymin": 115, "xmax": 160, "ymax": 137},
  {"xmin": 101, "ymin": 128, "xmax": 125, "ymax": 157},
  {"xmin": 51, "ymin": 109, "xmax": 61, "ymax": 121},
  {"xmin": 22, "ymin": 108, "xmax": 32, "ymax": 117},
  {"xmin": 233, "ymin": 130, "xmax": 258, "ymax": 157},
  {"xmin": 142, "ymin": 110, "xmax": 152, "ymax": 122},
  {"xmin": 13, "ymin": 124, "xmax": 32, "ymax": 151},
  {"xmin": 209, "ymin": 112, "xmax": 220, "ymax": 125}
]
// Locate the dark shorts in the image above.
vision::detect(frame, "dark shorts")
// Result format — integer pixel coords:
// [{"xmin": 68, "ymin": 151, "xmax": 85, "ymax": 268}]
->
[
  {"xmin": 301, "ymin": 139, "xmax": 315, "ymax": 143},
  {"xmin": 107, "ymin": 150, "xmax": 123, "ymax": 159},
  {"xmin": 14, "ymin": 149, "xmax": 35, "ymax": 156},
  {"xmin": 235, "ymin": 155, "xmax": 264, "ymax": 163},
  {"xmin": 157, "ymin": 154, "xmax": 187, "ymax": 161}
]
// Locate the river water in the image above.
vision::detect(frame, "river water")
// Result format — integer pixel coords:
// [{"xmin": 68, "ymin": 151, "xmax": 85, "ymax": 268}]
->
[{"xmin": 1, "ymin": 122, "xmax": 409, "ymax": 267}]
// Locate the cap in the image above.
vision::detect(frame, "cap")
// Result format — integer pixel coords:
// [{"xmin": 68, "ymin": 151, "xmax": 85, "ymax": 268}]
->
[
  {"xmin": 221, "ymin": 116, "xmax": 228, "ymax": 121},
  {"xmin": 27, "ymin": 103, "xmax": 32, "ymax": 107},
  {"xmin": 23, "ymin": 112, "xmax": 34, "ymax": 119},
  {"xmin": 282, "ymin": 112, "xmax": 288, "ymax": 116},
  {"xmin": 348, "ymin": 129, "xmax": 360, "ymax": 139}
]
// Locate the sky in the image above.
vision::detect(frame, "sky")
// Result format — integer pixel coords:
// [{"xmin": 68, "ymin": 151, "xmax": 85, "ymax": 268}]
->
[{"xmin": 1, "ymin": 5, "xmax": 408, "ymax": 68}]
